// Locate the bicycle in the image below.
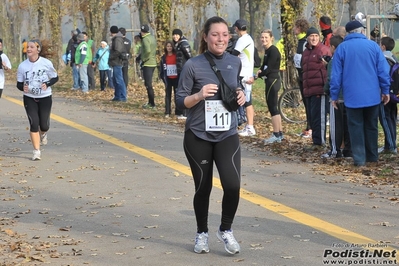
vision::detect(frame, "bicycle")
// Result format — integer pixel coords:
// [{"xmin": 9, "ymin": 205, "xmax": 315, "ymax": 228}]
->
[{"xmin": 277, "ymin": 69, "xmax": 306, "ymax": 124}]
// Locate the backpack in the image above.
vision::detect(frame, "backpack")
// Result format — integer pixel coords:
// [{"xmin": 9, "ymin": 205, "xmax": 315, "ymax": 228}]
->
[{"xmin": 388, "ymin": 59, "xmax": 399, "ymax": 103}]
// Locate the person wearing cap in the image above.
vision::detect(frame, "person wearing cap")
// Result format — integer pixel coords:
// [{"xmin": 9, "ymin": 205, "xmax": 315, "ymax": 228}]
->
[
  {"xmin": 330, "ymin": 20, "xmax": 390, "ymax": 166},
  {"xmin": 140, "ymin": 24, "xmax": 157, "ymax": 109},
  {"xmin": 93, "ymin": 41, "xmax": 113, "ymax": 91},
  {"xmin": 109, "ymin": 25, "xmax": 128, "ymax": 102},
  {"xmin": 232, "ymin": 19, "xmax": 256, "ymax": 137},
  {"xmin": 319, "ymin": 15, "xmax": 333, "ymax": 47},
  {"xmin": 301, "ymin": 26, "xmax": 331, "ymax": 151},
  {"xmin": 293, "ymin": 18, "xmax": 312, "ymax": 138},
  {"xmin": 0, "ymin": 39, "xmax": 12, "ymax": 98},
  {"xmin": 172, "ymin": 28, "xmax": 192, "ymax": 118},
  {"xmin": 119, "ymin": 27, "xmax": 132, "ymax": 88},
  {"xmin": 16, "ymin": 39, "xmax": 59, "ymax": 161},
  {"xmin": 74, "ymin": 33, "xmax": 90, "ymax": 94}
]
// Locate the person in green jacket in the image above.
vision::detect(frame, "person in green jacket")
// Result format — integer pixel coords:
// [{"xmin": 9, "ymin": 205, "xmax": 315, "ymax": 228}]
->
[
  {"xmin": 140, "ymin": 24, "xmax": 157, "ymax": 109},
  {"xmin": 75, "ymin": 33, "xmax": 89, "ymax": 93}
]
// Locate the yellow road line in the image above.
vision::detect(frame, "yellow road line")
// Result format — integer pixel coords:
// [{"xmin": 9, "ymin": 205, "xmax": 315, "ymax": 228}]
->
[{"xmin": 4, "ymin": 95, "xmax": 395, "ymax": 250}]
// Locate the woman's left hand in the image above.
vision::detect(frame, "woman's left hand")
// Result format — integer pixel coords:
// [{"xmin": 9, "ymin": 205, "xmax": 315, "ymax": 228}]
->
[{"xmin": 236, "ymin": 90, "xmax": 246, "ymax": 106}]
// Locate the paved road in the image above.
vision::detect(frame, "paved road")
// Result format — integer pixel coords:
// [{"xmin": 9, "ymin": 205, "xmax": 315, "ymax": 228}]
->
[{"xmin": 0, "ymin": 86, "xmax": 398, "ymax": 266}]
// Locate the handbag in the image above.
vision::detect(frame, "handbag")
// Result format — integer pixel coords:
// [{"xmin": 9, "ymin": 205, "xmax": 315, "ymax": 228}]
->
[{"xmin": 204, "ymin": 52, "xmax": 239, "ymax": 112}]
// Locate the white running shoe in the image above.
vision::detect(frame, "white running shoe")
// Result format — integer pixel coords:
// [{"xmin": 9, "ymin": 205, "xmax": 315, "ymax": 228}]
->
[
  {"xmin": 238, "ymin": 126, "xmax": 256, "ymax": 137},
  {"xmin": 216, "ymin": 229, "xmax": 240, "ymax": 254},
  {"xmin": 32, "ymin": 150, "xmax": 41, "ymax": 161},
  {"xmin": 194, "ymin": 232, "xmax": 209, "ymax": 254},
  {"xmin": 41, "ymin": 133, "xmax": 48, "ymax": 145}
]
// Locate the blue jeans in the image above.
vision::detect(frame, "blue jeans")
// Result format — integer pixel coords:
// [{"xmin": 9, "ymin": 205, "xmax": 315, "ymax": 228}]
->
[
  {"xmin": 112, "ymin": 66, "xmax": 127, "ymax": 101},
  {"xmin": 72, "ymin": 64, "xmax": 80, "ymax": 89},
  {"xmin": 78, "ymin": 64, "xmax": 88, "ymax": 92},
  {"xmin": 346, "ymin": 105, "xmax": 379, "ymax": 166}
]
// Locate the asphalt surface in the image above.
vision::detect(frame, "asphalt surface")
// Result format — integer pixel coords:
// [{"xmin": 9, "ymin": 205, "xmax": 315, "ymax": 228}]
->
[{"xmin": 0, "ymin": 85, "xmax": 398, "ymax": 266}]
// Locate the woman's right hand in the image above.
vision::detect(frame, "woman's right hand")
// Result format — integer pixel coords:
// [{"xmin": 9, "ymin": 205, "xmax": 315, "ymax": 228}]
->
[{"xmin": 197, "ymin": 84, "xmax": 218, "ymax": 101}]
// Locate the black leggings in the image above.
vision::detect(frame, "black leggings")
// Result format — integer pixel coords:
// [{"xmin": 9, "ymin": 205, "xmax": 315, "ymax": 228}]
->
[
  {"xmin": 183, "ymin": 129, "xmax": 241, "ymax": 233},
  {"xmin": 23, "ymin": 95, "xmax": 52, "ymax": 132},
  {"xmin": 265, "ymin": 77, "xmax": 281, "ymax": 116}
]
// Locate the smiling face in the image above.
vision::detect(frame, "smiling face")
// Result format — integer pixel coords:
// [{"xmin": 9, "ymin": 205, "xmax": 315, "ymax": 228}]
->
[
  {"xmin": 203, "ymin": 22, "xmax": 229, "ymax": 56},
  {"xmin": 260, "ymin": 32, "xmax": 272, "ymax": 48},
  {"xmin": 166, "ymin": 42, "xmax": 173, "ymax": 53},
  {"xmin": 27, "ymin": 42, "xmax": 40, "ymax": 59},
  {"xmin": 307, "ymin": 34, "xmax": 320, "ymax": 46}
]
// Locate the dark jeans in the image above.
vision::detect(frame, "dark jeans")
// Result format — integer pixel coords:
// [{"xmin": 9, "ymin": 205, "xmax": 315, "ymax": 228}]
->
[
  {"xmin": 379, "ymin": 102, "xmax": 397, "ymax": 151},
  {"xmin": 346, "ymin": 105, "xmax": 379, "ymax": 166},
  {"xmin": 99, "ymin": 70, "xmax": 113, "ymax": 91},
  {"xmin": 142, "ymin": 66, "xmax": 155, "ymax": 106},
  {"xmin": 164, "ymin": 77, "xmax": 179, "ymax": 115}
]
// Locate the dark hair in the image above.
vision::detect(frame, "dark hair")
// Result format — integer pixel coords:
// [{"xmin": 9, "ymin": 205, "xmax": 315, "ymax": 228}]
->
[
  {"xmin": 199, "ymin": 16, "xmax": 228, "ymax": 54},
  {"xmin": 164, "ymin": 40, "xmax": 175, "ymax": 54},
  {"xmin": 320, "ymin": 16, "xmax": 332, "ymax": 26},
  {"xmin": 330, "ymin": 35, "xmax": 343, "ymax": 48},
  {"xmin": 381, "ymin": 36, "xmax": 395, "ymax": 51}
]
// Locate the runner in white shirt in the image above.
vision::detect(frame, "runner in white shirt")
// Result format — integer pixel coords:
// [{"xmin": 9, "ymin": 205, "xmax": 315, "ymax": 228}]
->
[
  {"xmin": 0, "ymin": 39, "xmax": 12, "ymax": 98},
  {"xmin": 231, "ymin": 19, "xmax": 256, "ymax": 136}
]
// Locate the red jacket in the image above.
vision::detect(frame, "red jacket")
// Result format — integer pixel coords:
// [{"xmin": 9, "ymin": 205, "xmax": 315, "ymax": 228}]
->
[{"xmin": 301, "ymin": 42, "xmax": 331, "ymax": 97}]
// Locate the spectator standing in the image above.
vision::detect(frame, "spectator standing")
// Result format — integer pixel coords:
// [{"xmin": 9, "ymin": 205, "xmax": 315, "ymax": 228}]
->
[
  {"xmin": 82, "ymin": 32, "xmax": 96, "ymax": 90},
  {"xmin": 0, "ymin": 39, "xmax": 12, "ymax": 98},
  {"xmin": 66, "ymin": 30, "xmax": 80, "ymax": 90},
  {"xmin": 22, "ymin": 39, "xmax": 27, "ymax": 60},
  {"xmin": 109, "ymin": 25, "xmax": 127, "ymax": 102},
  {"xmin": 140, "ymin": 24, "xmax": 157, "ymax": 109},
  {"xmin": 172, "ymin": 28, "xmax": 192, "ymax": 119},
  {"xmin": 133, "ymin": 35, "xmax": 143, "ymax": 80},
  {"xmin": 93, "ymin": 41, "xmax": 113, "ymax": 91},
  {"xmin": 159, "ymin": 40, "xmax": 178, "ymax": 118},
  {"xmin": 231, "ymin": 19, "xmax": 256, "ymax": 137},
  {"xmin": 176, "ymin": 16, "xmax": 245, "ymax": 255},
  {"xmin": 16, "ymin": 39, "xmax": 59, "ymax": 160},
  {"xmin": 378, "ymin": 36, "xmax": 398, "ymax": 154},
  {"xmin": 293, "ymin": 18, "xmax": 312, "ymax": 138},
  {"xmin": 74, "ymin": 33, "xmax": 89, "ymax": 94},
  {"xmin": 330, "ymin": 21, "xmax": 390, "ymax": 166},
  {"xmin": 322, "ymin": 35, "xmax": 352, "ymax": 158},
  {"xmin": 319, "ymin": 16, "xmax": 333, "ymax": 47},
  {"xmin": 301, "ymin": 27, "xmax": 331, "ymax": 150},
  {"xmin": 119, "ymin": 27, "xmax": 132, "ymax": 88},
  {"xmin": 257, "ymin": 29, "xmax": 283, "ymax": 144}
]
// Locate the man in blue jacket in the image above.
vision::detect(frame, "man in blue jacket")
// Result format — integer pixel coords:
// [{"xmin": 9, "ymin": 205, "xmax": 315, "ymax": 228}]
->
[{"xmin": 330, "ymin": 21, "xmax": 390, "ymax": 166}]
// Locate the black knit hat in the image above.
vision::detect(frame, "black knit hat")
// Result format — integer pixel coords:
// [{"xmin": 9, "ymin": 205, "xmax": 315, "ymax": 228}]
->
[
  {"xmin": 110, "ymin": 25, "xmax": 119, "ymax": 34},
  {"xmin": 306, "ymin": 27, "xmax": 320, "ymax": 37},
  {"xmin": 172, "ymin": 29, "xmax": 183, "ymax": 37}
]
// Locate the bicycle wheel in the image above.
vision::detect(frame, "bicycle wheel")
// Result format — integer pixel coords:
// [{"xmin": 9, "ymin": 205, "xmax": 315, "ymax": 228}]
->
[{"xmin": 278, "ymin": 88, "xmax": 306, "ymax": 124}]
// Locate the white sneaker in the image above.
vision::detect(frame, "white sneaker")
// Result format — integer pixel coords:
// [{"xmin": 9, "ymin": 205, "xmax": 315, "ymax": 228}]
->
[
  {"xmin": 238, "ymin": 126, "xmax": 256, "ymax": 137},
  {"xmin": 216, "ymin": 229, "xmax": 240, "ymax": 254},
  {"xmin": 194, "ymin": 232, "xmax": 209, "ymax": 254},
  {"xmin": 263, "ymin": 134, "xmax": 282, "ymax": 145},
  {"xmin": 32, "ymin": 149, "xmax": 41, "ymax": 161},
  {"xmin": 41, "ymin": 133, "xmax": 48, "ymax": 145},
  {"xmin": 177, "ymin": 115, "xmax": 187, "ymax": 120}
]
